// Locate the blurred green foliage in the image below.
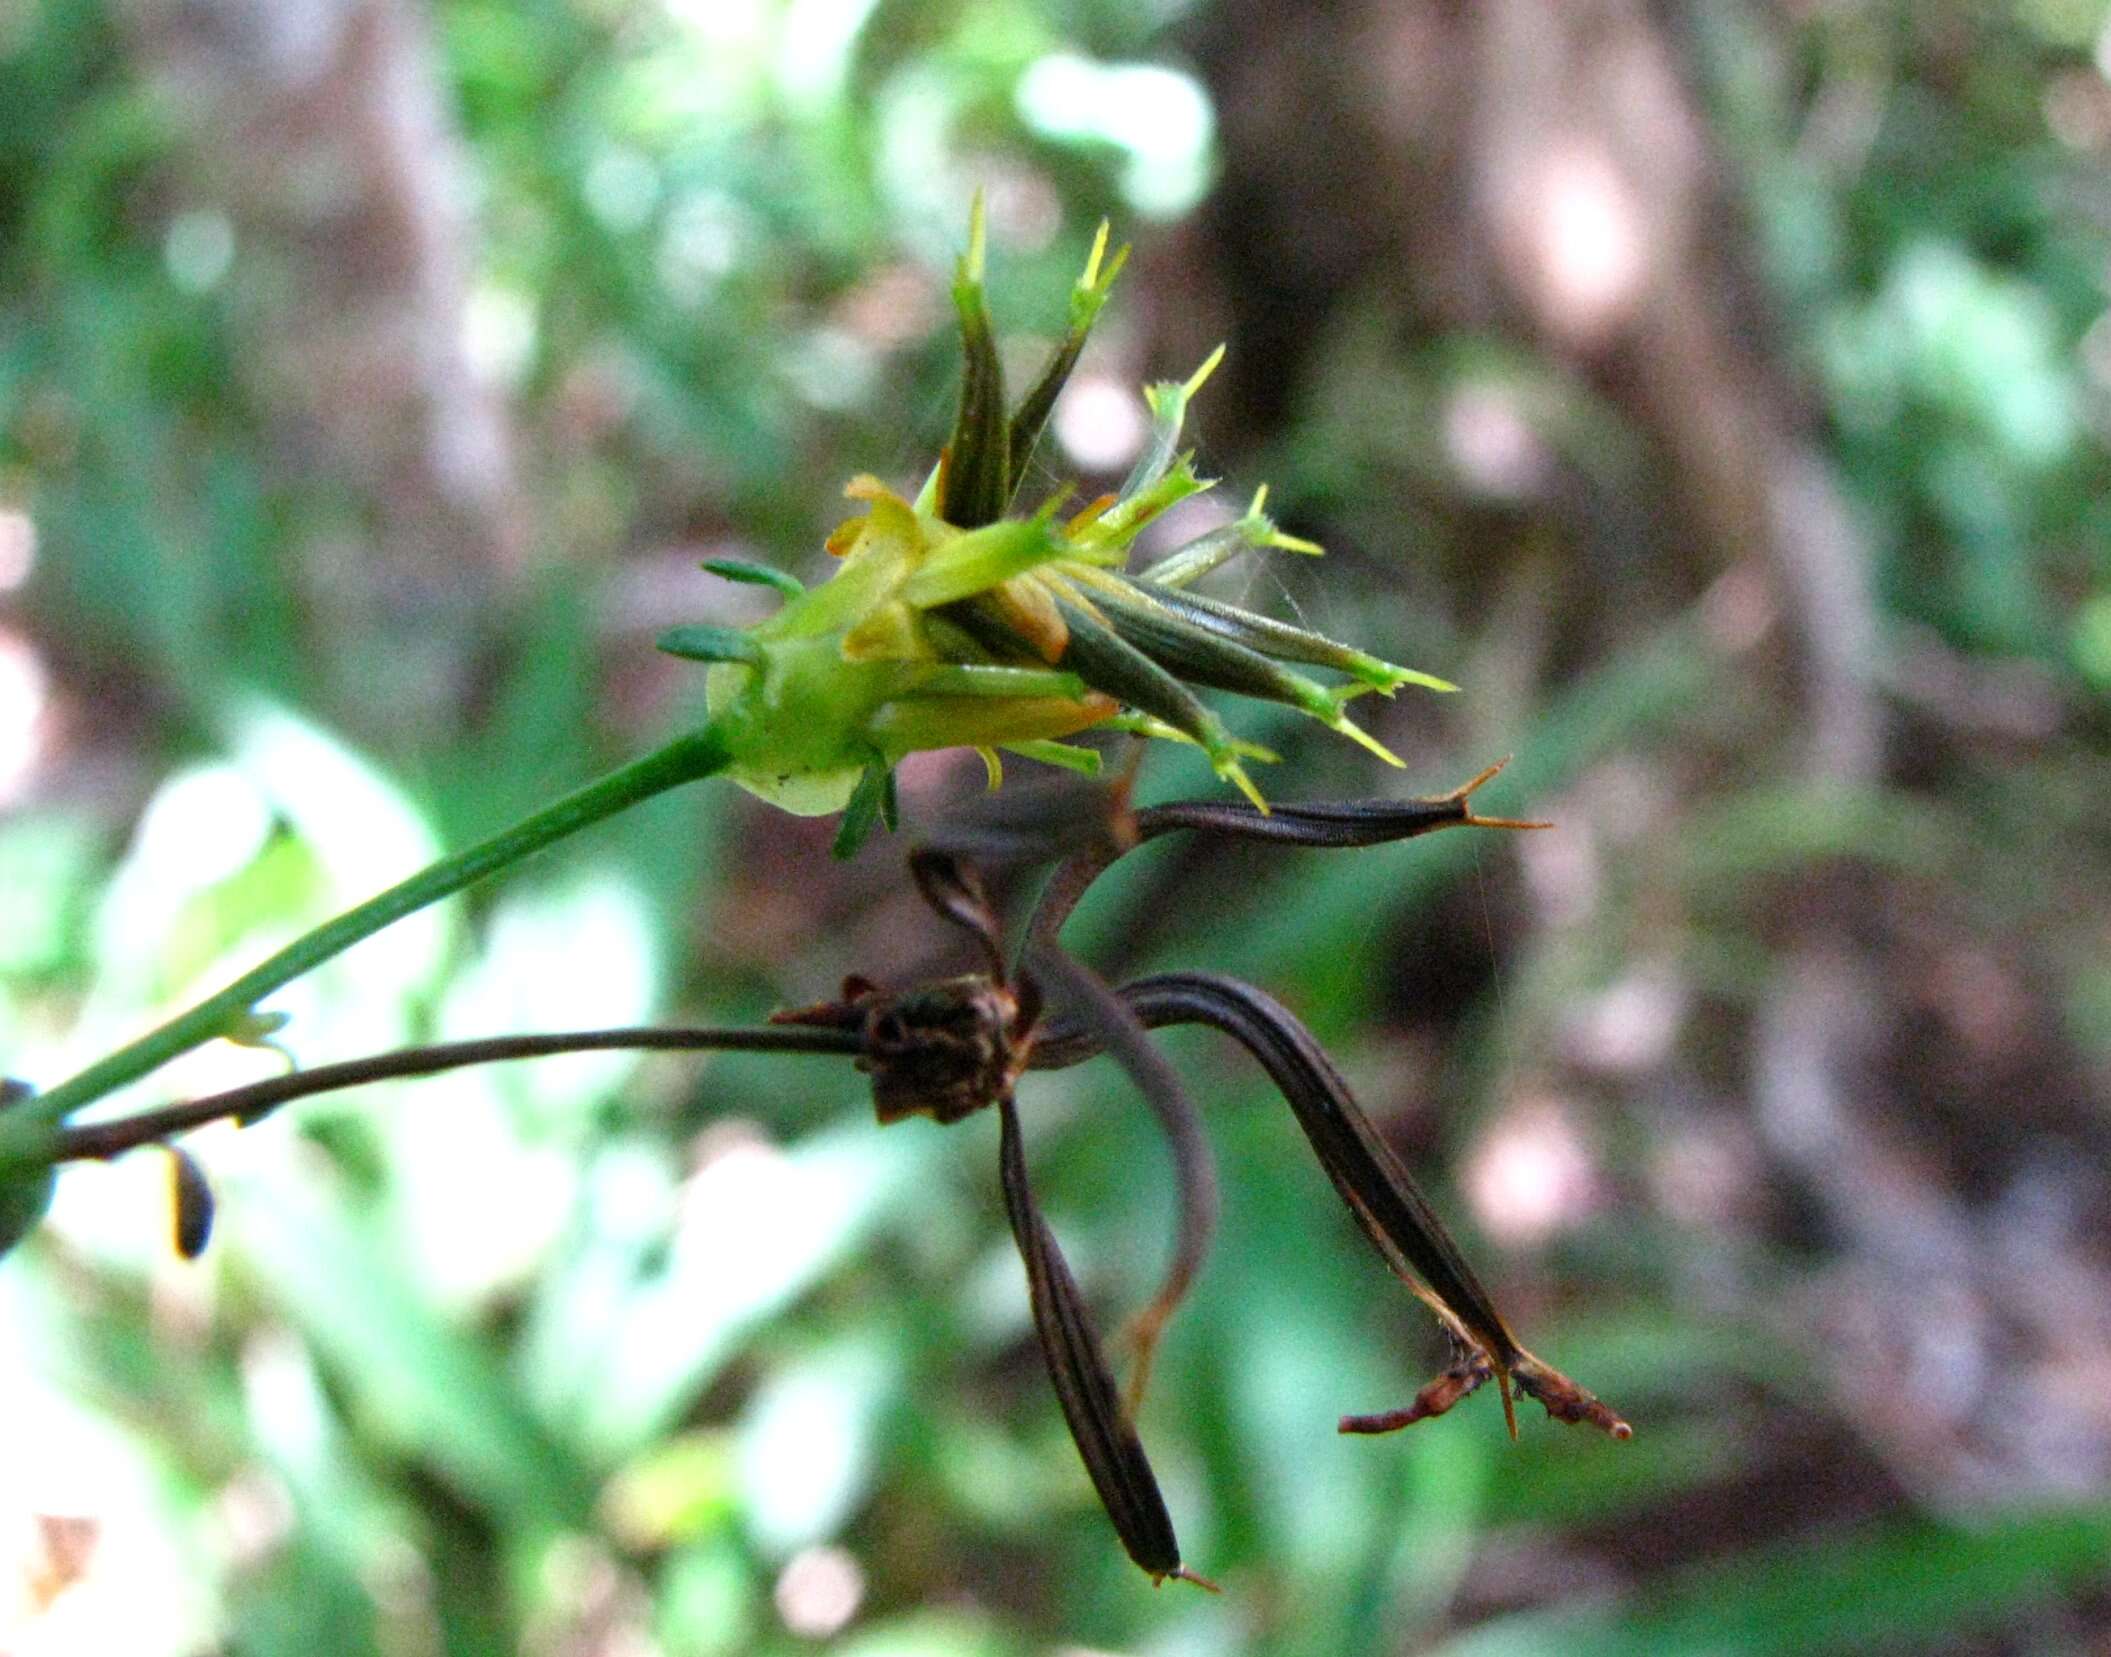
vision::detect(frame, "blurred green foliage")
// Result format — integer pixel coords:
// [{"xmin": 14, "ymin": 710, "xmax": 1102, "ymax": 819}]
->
[{"xmin": 3, "ymin": 0, "xmax": 2110, "ymax": 1654}]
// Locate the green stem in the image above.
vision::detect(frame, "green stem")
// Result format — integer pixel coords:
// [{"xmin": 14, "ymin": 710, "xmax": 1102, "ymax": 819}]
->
[{"xmin": 9, "ymin": 723, "xmax": 732, "ymax": 1155}]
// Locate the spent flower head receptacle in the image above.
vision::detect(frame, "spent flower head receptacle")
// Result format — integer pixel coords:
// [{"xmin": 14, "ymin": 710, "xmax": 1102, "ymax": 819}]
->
[{"xmin": 660, "ymin": 196, "xmax": 1455, "ymax": 853}]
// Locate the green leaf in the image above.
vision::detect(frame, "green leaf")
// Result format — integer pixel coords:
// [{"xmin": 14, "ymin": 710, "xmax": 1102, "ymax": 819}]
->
[
  {"xmin": 1429, "ymin": 1507, "xmax": 2111, "ymax": 1657},
  {"xmin": 228, "ymin": 1171, "xmax": 597, "ymax": 1529}
]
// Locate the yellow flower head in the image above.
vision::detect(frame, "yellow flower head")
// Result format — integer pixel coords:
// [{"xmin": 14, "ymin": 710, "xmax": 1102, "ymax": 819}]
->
[{"xmin": 660, "ymin": 197, "xmax": 1454, "ymax": 854}]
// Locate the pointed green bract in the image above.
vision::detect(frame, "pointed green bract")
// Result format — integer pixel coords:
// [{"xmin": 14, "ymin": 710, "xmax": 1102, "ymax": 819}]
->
[
  {"xmin": 1142, "ymin": 485, "xmax": 1322, "ymax": 590},
  {"xmin": 1007, "ymin": 220, "xmax": 1131, "ymax": 491},
  {"xmin": 1119, "ymin": 345, "xmax": 1225, "ymax": 504},
  {"xmin": 1001, "ymin": 739, "xmax": 1101, "ymax": 775},
  {"xmin": 657, "ymin": 625, "xmax": 766, "ymax": 665},
  {"xmin": 702, "ymin": 557, "xmax": 806, "ymax": 599}
]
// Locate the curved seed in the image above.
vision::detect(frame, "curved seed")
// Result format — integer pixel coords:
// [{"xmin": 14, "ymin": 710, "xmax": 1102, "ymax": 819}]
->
[
  {"xmin": 1027, "ymin": 945, "xmax": 1218, "ymax": 1419},
  {"xmin": 907, "ymin": 849, "xmax": 1008, "ymax": 982},
  {"xmin": 997, "ymin": 1096, "xmax": 1209, "ymax": 1586},
  {"xmin": 1029, "ymin": 973, "xmax": 1523, "ymax": 1384},
  {"xmin": 1020, "ymin": 759, "xmax": 1542, "ymax": 954}
]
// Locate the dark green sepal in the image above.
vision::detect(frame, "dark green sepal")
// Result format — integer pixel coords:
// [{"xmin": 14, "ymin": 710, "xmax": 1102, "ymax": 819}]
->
[
  {"xmin": 832, "ymin": 760, "xmax": 896, "ymax": 859},
  {"xmin": 657, "ymin": 625, "xmax": 766, "ymax": 666},
  {"xmin": 1038, "ymin": 595, "xmax": 1233, "ymax": 760},
  {"xmin": 941, "ymin": 216, "xmax": 1010, "ymax": 529},
  {"xmin": 1090, "ymin": 582, "xmax": 1337, "ymax": 717},
  {"xmin": 702, "ymin": 557, "xmax": 805, "ymax": 600},
  {"xmin": 1137, "ymin": 582, "xmax": 1411, "ymax": 690}
]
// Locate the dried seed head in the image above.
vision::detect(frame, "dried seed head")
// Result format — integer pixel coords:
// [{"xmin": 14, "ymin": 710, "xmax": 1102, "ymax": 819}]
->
[
  {"xmin": 862, "ymin": 976, "xmax": 1024, "ymax": 1126},
  {"xmin": 774, "ymin": 974, "xmax": 1025, "ymax": 1127}
]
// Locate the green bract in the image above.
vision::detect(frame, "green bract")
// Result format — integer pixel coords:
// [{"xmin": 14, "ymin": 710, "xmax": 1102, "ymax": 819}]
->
[{"xmin": 664, "ymin": 197, "xmax": 1455, "ymax": 853}]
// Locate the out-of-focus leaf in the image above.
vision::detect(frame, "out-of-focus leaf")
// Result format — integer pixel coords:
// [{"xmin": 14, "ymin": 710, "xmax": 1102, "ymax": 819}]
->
[
  {"xmin": 1675, "ymin": 782, "xmax": 1952, "ymax": 888},
  {"xmin": 226, "ymin": 1165, "xmax": 596, "ymax": 1530},
  {"xmin": 226, "ymin": 1541, "xmax": 385, "ymax": 1657},
  {"xmin": 600, "ymin": 1431, "xmax": 739, "ymax": 1551},
  {"xmin": 656, "ymin": 1536, "xmax": 759, "ymax": 1657},
  {"xmin": 1428, "ymin": 1507, "xmax": 2111, "ymax": 1657},
  {"xmin": 535, "ymin": 1122, "xmax": 934, "ymax": 1461},
  {"xmin": 735, "ymin": 1335, "xmax": 894, "ymax": 1551},
  {"xmin": 0, "ymin": 813, "xmax": 99, "ymax": 977},
  {"xmin": 835, "ymin": 1610, "xmax": 1015, "ymax": 1657}
]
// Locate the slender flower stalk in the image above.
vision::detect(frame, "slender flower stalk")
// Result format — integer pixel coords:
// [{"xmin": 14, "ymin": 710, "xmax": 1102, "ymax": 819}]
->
[{"xmin": 49, "ymin": 1024, "xmax": 863, "ymax": 1163}]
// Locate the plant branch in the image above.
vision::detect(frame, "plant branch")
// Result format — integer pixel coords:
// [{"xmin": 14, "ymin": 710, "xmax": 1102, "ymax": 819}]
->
[
  {"xmin": 10, "ymin": 724, "xmax": 733, "ymax": 1156},
  {"xmin": 54, "ymin": 1022, "xmax": 864, "ymax": 1162}
]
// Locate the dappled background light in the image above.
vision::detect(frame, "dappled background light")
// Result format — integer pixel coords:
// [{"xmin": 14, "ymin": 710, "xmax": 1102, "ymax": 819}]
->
[{"xmin": 5, "ymin": 0, "xmax": 2111, "ymax": 1652}]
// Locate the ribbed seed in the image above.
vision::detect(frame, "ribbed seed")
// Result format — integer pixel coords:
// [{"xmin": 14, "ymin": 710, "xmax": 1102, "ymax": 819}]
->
[
  {"xmin": 1031, "ymin": 972, "xmax": 1522, "ymax": 1378},
  {"xmin": 996, "ymin": 1096, "xmax": 1189, "ymax": 1583}
]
